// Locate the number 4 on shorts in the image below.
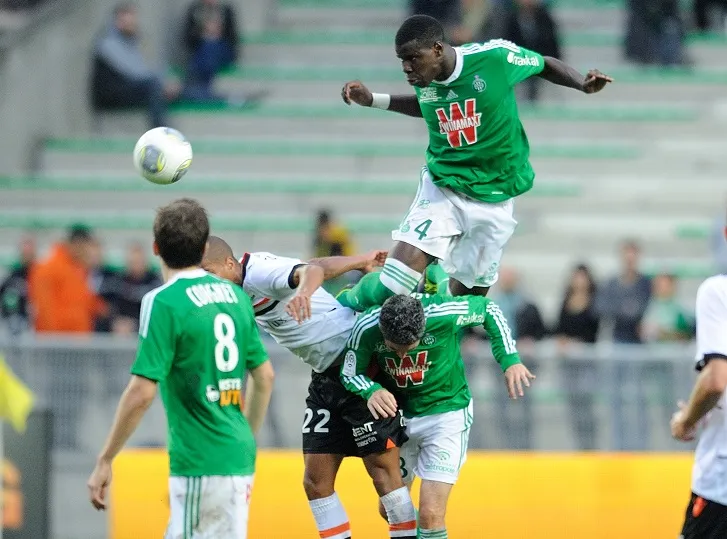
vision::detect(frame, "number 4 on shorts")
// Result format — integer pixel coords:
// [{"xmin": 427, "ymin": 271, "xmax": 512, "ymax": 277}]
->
[{"xmin": 414, "ymin": 219, "xmax": 432, "ymax": 240}]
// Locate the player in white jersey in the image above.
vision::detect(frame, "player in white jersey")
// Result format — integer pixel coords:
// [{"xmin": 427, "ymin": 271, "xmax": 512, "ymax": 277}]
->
[
  {"xmin": 671, "ymin": 271, "xmax": 727, "ymax": 539},
  {"xmin": 202, "ymin": 236, "xmax": 418, "ymax": 539}
]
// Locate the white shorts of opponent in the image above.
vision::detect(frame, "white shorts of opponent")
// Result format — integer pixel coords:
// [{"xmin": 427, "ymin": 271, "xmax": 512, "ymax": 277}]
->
[
  {"xmin": 391, "ymin": 167, "xmax": 518, "ymax": 288},
  {"xmin": 165, "ymin": 475, "xmax": 254, "ymax": 539},
  {"xmin": 400, "ymin": 400, "xmax": 474, "ymax": 485}
]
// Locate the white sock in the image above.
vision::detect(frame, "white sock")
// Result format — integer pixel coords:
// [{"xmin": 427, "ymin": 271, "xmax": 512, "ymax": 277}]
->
[
  {"xmin": 420, "ymin": 528, "xmax": 448, "ymax": 538},
  {"xmin": 380, "ymin": 486, "xmax": 417, "ymax": 538},
  {"xmin": 381, "ymin": 259, "xmax": 423, "ymax": 295},
  {"xmin": 308, "ymin": 493, "xmax": 351, "ymax": 539}
]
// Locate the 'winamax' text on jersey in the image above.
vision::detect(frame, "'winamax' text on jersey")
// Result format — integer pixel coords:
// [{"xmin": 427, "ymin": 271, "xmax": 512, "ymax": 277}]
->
[
  {"xmin": 414, "ymin": 40, "xmax": 545, "ymax": 203},
  {"xmin": 341, "ymin": 294, "xmax": 521, "ymax": 417}
]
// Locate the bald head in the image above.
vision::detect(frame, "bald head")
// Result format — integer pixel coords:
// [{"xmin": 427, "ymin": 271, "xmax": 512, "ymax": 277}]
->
[
  {"xmin": 201, "ymin": 235, "xmax": 242, "ymax": 284},
  {"xmin": 206, "ymin": 235, "xmax": 234, "ymax": 263}
]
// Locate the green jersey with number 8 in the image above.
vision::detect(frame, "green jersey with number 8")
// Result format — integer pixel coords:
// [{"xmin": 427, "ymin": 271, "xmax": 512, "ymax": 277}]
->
[
  {"xmin": 341, "ymin": 294, "xmax": 521, "ymax": 417},
  {"xmin": 414, "ymin": 40, "xmax": 544, "ymax": 203},
  {"xmin": 130, "ymin": 269, "xmax": 268, "ymax": 477}
]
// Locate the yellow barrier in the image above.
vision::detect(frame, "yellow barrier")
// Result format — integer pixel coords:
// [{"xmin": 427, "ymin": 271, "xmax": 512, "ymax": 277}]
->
[{"xmin": 111, "ymin": 450, "xmax": 694, "ymax": 539}]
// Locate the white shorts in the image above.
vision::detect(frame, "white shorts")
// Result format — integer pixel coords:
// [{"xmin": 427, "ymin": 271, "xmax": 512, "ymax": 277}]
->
[
  {"xmin": 400, "ymin": 400, "xmax": 474, "ymax": 485},
  {"xmin": 391, "ymin": 167, "xmax": 518, "ymax": 288},
  {"xmin": 165, "ymin": 475, "xmax": 254, "ymax": 539}
]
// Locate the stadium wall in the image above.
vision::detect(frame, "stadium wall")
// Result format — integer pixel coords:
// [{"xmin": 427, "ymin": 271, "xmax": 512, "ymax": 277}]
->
[{"xmin": 111, "ymin": 449, "xmax": 694, "ymax": 539}]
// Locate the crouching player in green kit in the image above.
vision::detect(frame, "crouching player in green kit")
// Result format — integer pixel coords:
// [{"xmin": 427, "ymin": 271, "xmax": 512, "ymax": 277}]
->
[{"xmin": 341, "ymin": 293, "xmax": 535, "ymax": 539}]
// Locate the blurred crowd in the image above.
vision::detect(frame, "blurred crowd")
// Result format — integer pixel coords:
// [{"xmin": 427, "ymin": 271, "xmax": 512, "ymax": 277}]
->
[
  {"xmin": 0, "ymin": 216, "xmax": 700, "ymax": 346},
  {"xmin": 413, "ymin": 0, "xmax": 727, "ymax": 97},
  {"xmin": 90, "ymin": 0, "xmax": 260, "ymax": 129},
  {"xmin": 0, "ymin": 225, "xmax": 162, "ymax": 337}
]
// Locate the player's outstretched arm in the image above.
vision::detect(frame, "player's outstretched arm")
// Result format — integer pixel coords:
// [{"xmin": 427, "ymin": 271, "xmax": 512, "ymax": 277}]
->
[
  {"xmin": 286, "ymin": 264, "xmax": 325, "ymax": 323},
  {"xmin": 244, "ymin": 360, "xmax": 275, "ymax": 436},
  {"xmin": 538, "ymin": 56, "xmax": 613, "ymax": 94},
  {"xmin": 309, "ymin": 250, "xmax": 388, "ymax": 280},
  {"xmin": 88, "ymin": 375, "xmax": 157, "ymax": 510},
  {"xmin": 341, "ymin": 80, "xmax": 423, "ymax": 117}
]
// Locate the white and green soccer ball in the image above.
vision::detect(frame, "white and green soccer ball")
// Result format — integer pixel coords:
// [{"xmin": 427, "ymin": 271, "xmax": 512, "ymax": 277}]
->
[{"xmin": 133, "ymin": 127, "xmax": 193, "ymax": 185}]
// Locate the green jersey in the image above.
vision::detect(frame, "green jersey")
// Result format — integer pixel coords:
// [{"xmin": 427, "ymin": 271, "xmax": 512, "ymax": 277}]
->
[
  {"xmin": 130, "ymin": 269, "xmax": 268, "ymax": 477},
  {"xmin": 415, "ymin": 40, "xmax": 545, "ymax": 203},
  {"xmin": 341, "ymin": 294, "xmax": 521, "ymax": 417}
]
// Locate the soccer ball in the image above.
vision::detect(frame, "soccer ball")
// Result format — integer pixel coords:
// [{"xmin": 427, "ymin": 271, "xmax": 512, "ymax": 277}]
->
[{"xmin": 133, "ymin": 127, "xmax": 193, "ymax": 185}]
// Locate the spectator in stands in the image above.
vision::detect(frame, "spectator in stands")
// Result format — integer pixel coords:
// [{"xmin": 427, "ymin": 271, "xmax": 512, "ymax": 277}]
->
[
  {"xmin": 499, "ymin": 0, "xmax": 562, "ymax": 102},
  {"xmin": 28, "ymin": 224, "xmax": 105, "ymax": 333},
  {"xmin": 91, "ymin": 2, "xmax": 180, "ymax": 128},
  {"xmin": 489, "ymin": 266, "xmax": 545, "ymax": 450},
  {"xmin": 86, "ymin": 239, "xmax": 114, "ymax": 333},
  {"xmin": 598, "ymin": 240, "xmax": 652, "ymax": 449},
  {"xmin": 313, "ymin": 209, "xmax": 357, "ymax": 294},
  {"xmin": 28, "ymin": 224, "xmax": 104, "ymax": 449},
  {"xmin": 641, "ymin": 273, "xmax": 694, "ymax": 342},
  {"xmin": 182, "ymin": 0, "xmax": 239, "ymax": 102},
  {"xmin": 597, "ymin": 239, "xmax": 651, "ymax": 344},
  {"xmin": 0, "ymin": 234, "xmax": 36, "ymax": 335},
  {"xmin": 694, "ymin": 0, "xmax": 727, "ymax": 32},
  {"xmin": 111, "ymin": 243, "xmax": 161, "ymax": 335},
  {"xmin": 409, "ymin": 0, "xmax": 472, "ymax": 44},
  {"xmin": 313, "ymin": 209, "xmax": 354, "ymax": 258},
  {"xmin": 553, "ymin": 264, "xmax": 600, "ymax": 450},
  {"xmin": 624, "ymin": 0, "xmax": 687, "ymax": 66}
]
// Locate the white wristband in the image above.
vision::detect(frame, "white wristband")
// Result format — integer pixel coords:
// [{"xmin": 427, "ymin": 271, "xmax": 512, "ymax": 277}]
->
[{"xmin": 370, "ymin": 93, "xmax": 391, "ymax": 110}]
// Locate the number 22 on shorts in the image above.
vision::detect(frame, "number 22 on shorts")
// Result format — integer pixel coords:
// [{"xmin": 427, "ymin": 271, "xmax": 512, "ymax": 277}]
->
[{"xmin": 302, "ymin": 408, "xmax": 330, "ymax": 433}]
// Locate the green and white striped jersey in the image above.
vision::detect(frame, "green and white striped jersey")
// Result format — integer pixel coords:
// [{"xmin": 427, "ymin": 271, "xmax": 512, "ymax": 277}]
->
[{"xmin": 341, "ymin": 294, "xmax": 520, "ymax": 417}]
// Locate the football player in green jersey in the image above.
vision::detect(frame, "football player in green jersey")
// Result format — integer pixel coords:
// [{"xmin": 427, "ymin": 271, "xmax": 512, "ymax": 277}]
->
[
  {"xmin": 341, "ymin": 293, "xmax": 535, "ymax": 539},
  {"xmin": 337, "ymin": 14, "xmax": 611, "ymax": 312},
  {"xmin": 87, "ymin": 199, "xmax": 275, "ymax": 539}
]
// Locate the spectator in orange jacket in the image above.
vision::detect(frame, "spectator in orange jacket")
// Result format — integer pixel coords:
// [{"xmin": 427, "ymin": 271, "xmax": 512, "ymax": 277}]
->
[{"xmin": 29, "ymin": 225, "xmax": 106, "ymax": 333}]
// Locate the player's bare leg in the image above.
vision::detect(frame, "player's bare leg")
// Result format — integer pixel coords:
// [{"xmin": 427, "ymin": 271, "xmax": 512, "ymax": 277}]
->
[
  {"xmin": 337, "ymin": 242, "xmax": 433, "ymax": 311},
  {"xmin": 448, "ymin": 277, "xmax": 489, "ymax": 298},
  {"xmin": 417, "ymin": 480, "xmax": 453, "ymax": 538},
  {"xmin": 304, "ymin": 454, "xmax": 352, "ymax": 539},
  {"xmin": 363, "ymin": 448, "xmax": 418, "ymax": 538}
]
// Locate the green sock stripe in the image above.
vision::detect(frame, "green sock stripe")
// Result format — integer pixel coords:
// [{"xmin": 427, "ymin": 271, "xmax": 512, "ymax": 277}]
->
[
  {"xmin": 382, "ymin": 263, "xmax": 420, "ymax": 290},
  {"xmin": 194, "ymin": 477, "xmax": 202, "ymax": 530},
  {"xmin": 385, "ymin": 261, "xmax": 421, "ymax": 287},
  {"xmin": 420, "ymin": 529, "xmax": 448, "ymax": 539}
]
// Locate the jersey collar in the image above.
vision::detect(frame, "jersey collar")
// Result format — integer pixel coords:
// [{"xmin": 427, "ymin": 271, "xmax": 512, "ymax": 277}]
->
[{"xmin": 433, "ymin": 47, "xmax": 464, "ymax": 86}]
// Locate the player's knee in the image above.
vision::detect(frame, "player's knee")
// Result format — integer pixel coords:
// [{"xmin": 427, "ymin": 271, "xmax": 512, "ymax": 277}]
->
[
  {"xmin": 302, "ymin": 471, "xmax": 334, "ymax": 500},
  {"xmin": 418, "ymin": 506, "xmax": 445, "ymax": 529},
  {"xmin": 367, "ymin": 460, "xmax": 401, "ymax": 495}
]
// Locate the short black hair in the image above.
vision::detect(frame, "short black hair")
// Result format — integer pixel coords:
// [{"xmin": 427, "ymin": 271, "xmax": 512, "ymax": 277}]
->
[
  {"xmin": 395, "ymin": 15, "xmax": 445, "ymax": 49},
  {"xmin": 379, "ymin": 295, "xmax": 426, "ymax": 346},
  {"xmin": 153, "ymin": 198, "xmax": 209, "ymax": 269},
  {"xmin": 67, "ymin": 223, "xmax": 93, "ymax": 243}
]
